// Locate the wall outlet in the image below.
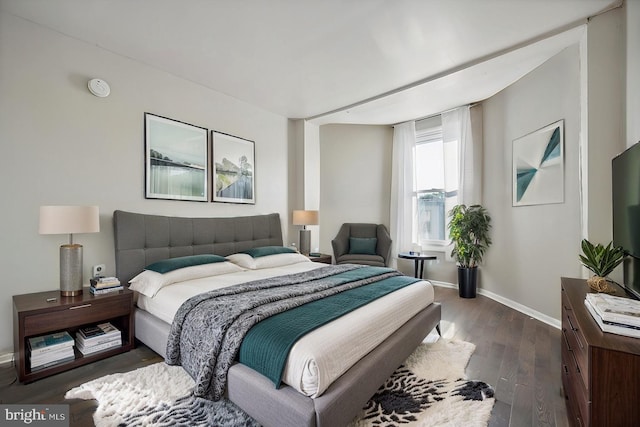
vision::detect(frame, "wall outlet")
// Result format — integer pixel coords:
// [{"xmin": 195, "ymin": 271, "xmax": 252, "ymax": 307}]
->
[{"xmin": 92, "ymin": 264, "xmax": 106, "ymax": 278}]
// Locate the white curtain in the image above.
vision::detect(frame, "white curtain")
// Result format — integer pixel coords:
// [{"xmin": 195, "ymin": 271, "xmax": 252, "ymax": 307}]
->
[
  {"xmin": 390, "ymin": 121, "xmax": 416, "ymax": 269},
  {"xmin": 441, "ymin": 105, "xmax": 483, "ymax": 207}
]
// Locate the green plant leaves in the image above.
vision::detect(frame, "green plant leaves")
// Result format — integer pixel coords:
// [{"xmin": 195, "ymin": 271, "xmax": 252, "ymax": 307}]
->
[
  {"xmin": 579, "ymin": 239, "xmax": 625, "ymax": 277},
  {"xmin": 447, "ymin": 204, "xmax": 492, "ymax": 268}
]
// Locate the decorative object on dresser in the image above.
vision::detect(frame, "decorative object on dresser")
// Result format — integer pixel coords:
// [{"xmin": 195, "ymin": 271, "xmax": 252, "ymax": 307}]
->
[
  {"xmin": 38, "ymin": 205, "xmax": 100, "ymax": 296},
  {"xmin": 578, "ymin": 239, "xmax": 625, "ymax": 293},
  {"xmin": 13, "ymin": 289, "xmax": 134, "ymax": 383},
  {"xmin": 292, "ymin": 210, "xmax": 319, "ymax": 255},
  {"xmin": 447, "ymin": 204, "xmax": 492, "ymax": 298},
  {"xmin": 584, "ymin": 293, "xmax": 640, "ymax": 338},
  {"xmin": 560, "ymin": 277, "xmax": 640, "ymax": 426}
]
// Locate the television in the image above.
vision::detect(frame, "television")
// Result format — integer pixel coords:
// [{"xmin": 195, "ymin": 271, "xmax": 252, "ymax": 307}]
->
[{"xmin": 612, "ymin": 141, "xmax": 640, "ymax": 298}]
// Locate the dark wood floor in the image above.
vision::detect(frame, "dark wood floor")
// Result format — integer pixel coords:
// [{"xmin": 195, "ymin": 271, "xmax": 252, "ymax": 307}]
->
[{"xmin": 0, "ymin": 285, "xmax": 568, "ymax": 427}]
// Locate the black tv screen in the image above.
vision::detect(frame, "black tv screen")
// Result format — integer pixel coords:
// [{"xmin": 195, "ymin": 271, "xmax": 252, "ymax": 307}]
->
[
  {"xmin": 612, "ymin": 142, "xmax": 640, "ymax": 298},
  {"xmin": 612, "ymin": 142, "xmax": 640, "ymax": 258}
]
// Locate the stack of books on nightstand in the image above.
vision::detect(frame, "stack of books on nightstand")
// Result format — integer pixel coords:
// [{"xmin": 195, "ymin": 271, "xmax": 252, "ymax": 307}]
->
[
  {"xmin": 584, "ymin": 293, "xmax": 640, "ymax": 338},
  {"xmin": 28, "ymin": 331, "xmax": 75, "ymax": 371},
  {"xmin": 89, "ymin": 276, "xmax": 123, "ymax": 295},
  {"xmin": 75, "ymin": 322, "xmax": 122, "ymax": 355}
]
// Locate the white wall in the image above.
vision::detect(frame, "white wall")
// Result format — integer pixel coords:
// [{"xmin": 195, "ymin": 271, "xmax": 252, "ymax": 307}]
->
[
  {"xmin": 482, "ymin": 45, "xmax": 583, "ymax": 321},
  {"xmin": 585, "ymin": 7, "xmax": 626, "ymax": 244},
  {"xmin": 0, "ymin": 14, "xmax": 291, "ymax": 354},
  {"xmin": 318, "ymin": 124, "xmax": 393, "ymax": 256}
]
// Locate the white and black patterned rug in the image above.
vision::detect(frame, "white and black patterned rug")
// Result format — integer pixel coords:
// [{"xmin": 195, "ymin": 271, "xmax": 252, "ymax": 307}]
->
[{"xmin": 65, "ymin": 339, "xmax": 494, "ymax": 427}]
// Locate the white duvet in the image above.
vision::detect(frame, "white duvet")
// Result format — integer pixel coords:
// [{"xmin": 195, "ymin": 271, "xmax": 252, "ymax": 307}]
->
[{"xmin": 136, "ymin": 259, "xmax": 435, "ymax": 397}]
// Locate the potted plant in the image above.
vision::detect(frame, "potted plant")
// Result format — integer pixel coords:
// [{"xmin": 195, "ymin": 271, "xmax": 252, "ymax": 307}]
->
[
  {"xmin": 579, "ymin": 239, "xmax": 625, "ymax": 293},
  {"xmin": 448, "ymin": 204, "xmax": 492, "ymax": 298}
]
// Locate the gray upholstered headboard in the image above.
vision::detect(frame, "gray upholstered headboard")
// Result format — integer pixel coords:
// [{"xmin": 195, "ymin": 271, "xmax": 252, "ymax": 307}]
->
[{"xmin": 113, "ymin": 210, "xmax": 283, "ymax": 285}]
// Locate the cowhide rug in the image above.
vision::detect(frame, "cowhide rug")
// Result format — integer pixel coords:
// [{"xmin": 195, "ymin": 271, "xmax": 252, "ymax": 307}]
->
[{"xmin": 66, "ymin": 339, "xmax": 494, "ymax": 427}]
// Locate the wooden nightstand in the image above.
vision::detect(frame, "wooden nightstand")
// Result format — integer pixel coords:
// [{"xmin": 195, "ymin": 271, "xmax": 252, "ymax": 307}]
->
[
  {"xmin": 13, "ymin": 288, "xmax": 134, "ymax": 383},
  {"xmin": 307, "ymin": 253, "xmax": 332, "ymax": 264}
]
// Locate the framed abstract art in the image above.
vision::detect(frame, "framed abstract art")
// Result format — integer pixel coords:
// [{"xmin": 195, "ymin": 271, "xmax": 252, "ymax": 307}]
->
[{"xmin": 512, "ymin": 120, "xmax": 564, "ymax": 207}]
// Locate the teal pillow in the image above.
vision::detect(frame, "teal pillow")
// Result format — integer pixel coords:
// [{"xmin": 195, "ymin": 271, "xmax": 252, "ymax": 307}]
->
[
  {"xmin": 242, "ymin": 246, "xmax": 297, "ymax": 258},
  {"xmin": 146, "ymin": 254, "xmax": 227, "ymax": 274},
  {"xmin": 349, "ymin": 237, "xmax": 377, "ymax": 255}
]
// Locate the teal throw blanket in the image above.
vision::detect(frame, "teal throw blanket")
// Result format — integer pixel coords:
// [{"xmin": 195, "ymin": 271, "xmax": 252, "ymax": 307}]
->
[{"xmin": 238, "ymin": 273, "xmax": 420, "ymax": 387}]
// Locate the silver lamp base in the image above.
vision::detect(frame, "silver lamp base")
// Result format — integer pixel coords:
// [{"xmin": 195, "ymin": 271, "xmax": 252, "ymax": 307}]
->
[
  {"xmin": 299, "ymin": 229, "xmax": 311, "ymax": 255},
  {"xmin": 60, "ymin": 244, "xmax": 83, "ymax": 296}
]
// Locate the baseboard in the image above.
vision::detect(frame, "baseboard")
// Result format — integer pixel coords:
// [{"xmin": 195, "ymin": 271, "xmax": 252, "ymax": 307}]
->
[
  {"xmin": 0, "ymin": 351, "xmax": 14, "ymax": 366},
  {"xmin": 431, "ymin": 281, "xmax": 561, "ymax": 330}
]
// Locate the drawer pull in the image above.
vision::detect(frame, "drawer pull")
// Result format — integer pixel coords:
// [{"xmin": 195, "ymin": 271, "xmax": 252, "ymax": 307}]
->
[
  {"xmin": 69, "ymin": 304, "xmax": 92, "ymax": 310},
  {"xmin": 562, "ymin": 329, "xmax": 572, "ymax": 351}
]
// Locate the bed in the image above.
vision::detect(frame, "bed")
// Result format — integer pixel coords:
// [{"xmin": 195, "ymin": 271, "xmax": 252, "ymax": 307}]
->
[{"xmin": 113, "ymin": 210, "xmax": 441, "ymax": 427}]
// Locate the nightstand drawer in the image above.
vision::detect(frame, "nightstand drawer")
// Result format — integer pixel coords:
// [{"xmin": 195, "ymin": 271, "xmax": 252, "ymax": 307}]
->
[{"xmin": 23, "ymin": 295, "xmax": 131, "ymax": 336}]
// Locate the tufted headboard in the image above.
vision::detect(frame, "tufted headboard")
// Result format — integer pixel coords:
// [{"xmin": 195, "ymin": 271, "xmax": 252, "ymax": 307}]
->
[{"xmin": 113, "ymin": 210, "xmax": 283, "ymax": 285}]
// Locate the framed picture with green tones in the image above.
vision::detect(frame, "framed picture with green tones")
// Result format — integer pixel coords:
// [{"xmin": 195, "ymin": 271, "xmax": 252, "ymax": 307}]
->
[
  {"xmin": 144, "ymin": 113, "xmax": 209, "ymax": 202},
  {"xmin": 212, "ymin": 131, "xmax": 255, "ymax": 204}
]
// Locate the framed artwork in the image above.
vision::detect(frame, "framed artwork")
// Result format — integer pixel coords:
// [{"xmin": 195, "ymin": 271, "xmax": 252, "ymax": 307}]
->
[
  {"xmin": 212, "ymin": 131, "xmax": 255, "ymax": 204},
  {"xmin": 512, "ymin": 120, "xmax": 564, "ymax": 206},
  {"xmin": 144, "ymin": 113, "xmax": 209, "ymax": 202}
]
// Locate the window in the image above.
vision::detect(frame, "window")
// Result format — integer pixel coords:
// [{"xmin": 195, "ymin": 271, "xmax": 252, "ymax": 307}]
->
[{"xmin": 413, "ymin": 118, "xmax": 459, "ymax": 247}]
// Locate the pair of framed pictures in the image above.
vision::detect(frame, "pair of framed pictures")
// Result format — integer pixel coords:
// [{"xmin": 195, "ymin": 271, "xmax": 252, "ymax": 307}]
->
[{"xmin": 144, "ymin": 113, "xmax": 255, "ymax": 204}]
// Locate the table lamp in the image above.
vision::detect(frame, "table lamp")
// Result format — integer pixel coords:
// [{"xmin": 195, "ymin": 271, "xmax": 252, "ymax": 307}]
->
[
  {"xmin": 292, "ymin": 210, "xmax": 318, "ymax": 255},
  {"xmin": 39, "ymin": 206, "xmax": 100, "ymax": 296}
]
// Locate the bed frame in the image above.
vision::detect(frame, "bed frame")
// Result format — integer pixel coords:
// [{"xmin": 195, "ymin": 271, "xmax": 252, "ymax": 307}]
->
[{"xmin": 113, "ymin": 210, "xmax": 441, "ymax": 427}]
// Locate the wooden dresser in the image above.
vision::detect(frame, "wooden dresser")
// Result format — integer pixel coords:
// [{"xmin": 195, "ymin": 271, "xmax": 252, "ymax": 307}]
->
[{"xmin": 561, "ymin": 277, "xmax": 640, "ymax": 426}]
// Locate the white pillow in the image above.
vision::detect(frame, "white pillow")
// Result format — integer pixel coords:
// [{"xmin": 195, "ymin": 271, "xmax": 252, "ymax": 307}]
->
[
  {"xmin": 226, "ymin": 252, "xmax": 311, "ymax": 270},
  {"xmin": 129, "ymin": 261, "xmax": 244, "ymax": 297}
]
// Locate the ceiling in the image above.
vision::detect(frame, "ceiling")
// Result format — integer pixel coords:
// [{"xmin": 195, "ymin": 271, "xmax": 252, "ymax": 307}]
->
[{"xmin": 0, "ymin": 0, "xmax": 621, "ymax": 125}]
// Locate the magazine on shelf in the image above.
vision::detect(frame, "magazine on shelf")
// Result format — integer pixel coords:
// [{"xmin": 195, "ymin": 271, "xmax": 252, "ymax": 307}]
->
[
  {"xmin": 30, "ymin": 346, "xmax": 75, "ymax": 367},
  {"xmin": 76, "ymin": 332, "xmax": 121, "ymax": 347},
  {"xmin": 584, "ymin": 299, "xmax": 640, "ymax": 338},
  {"xmin": 77, "ymin": 339, "xmax": 121, "ymax": 355},
  {"xmin": 31, "ymin": 354, "xmax": 75, "ymax": 371},
  {"xmin": 585, "ymin": 293, "xmax": 640, "ymax": 328},
  {"xmin": 78, "ymin": 323, "xmax": 120, "ymax": 339},
  {"xmin": 76, "ymin": 322, "xmax": 122, "ymax": 348},
  {"xmin": 28, "ymin": 331, "xmax": 74, "ymax": 356}
]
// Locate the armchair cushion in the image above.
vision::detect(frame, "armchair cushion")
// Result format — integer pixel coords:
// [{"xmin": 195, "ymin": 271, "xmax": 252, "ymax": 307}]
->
[{"xmin": 348, "ymin": 237, "xmax": 377, "ymax": 255}]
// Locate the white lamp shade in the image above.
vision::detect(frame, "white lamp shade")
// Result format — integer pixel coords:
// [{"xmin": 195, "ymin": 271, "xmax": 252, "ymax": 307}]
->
[
  {"xmin": 39, "ymin": 206, "xmax": 100, "ymax": 235},
  {"xmin": 292, "ymin": 210, "xmax": 319, "ymax": 226}
]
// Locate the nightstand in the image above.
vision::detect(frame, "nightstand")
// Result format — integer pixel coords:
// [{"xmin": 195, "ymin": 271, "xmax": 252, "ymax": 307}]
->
[
  {"xmin": 307, "ymin": 253, "xmax": 332, "ymax": 264},
  {"xmin": 13, "ymin": 288, "xmax": 134, "ymax": 383}
]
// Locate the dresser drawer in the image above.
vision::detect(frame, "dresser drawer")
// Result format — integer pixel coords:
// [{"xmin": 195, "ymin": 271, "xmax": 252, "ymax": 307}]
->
[
  {"xmin": 23, "ymin": 295, "xmax": 131, "ymax": 336},
  {"xmin": 562, "ymin": 296, "xmax": 589, "ymax": 390},
  {"xmin": 562, "ymin": 341, "xmax": 590, "ymax": 426}
]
